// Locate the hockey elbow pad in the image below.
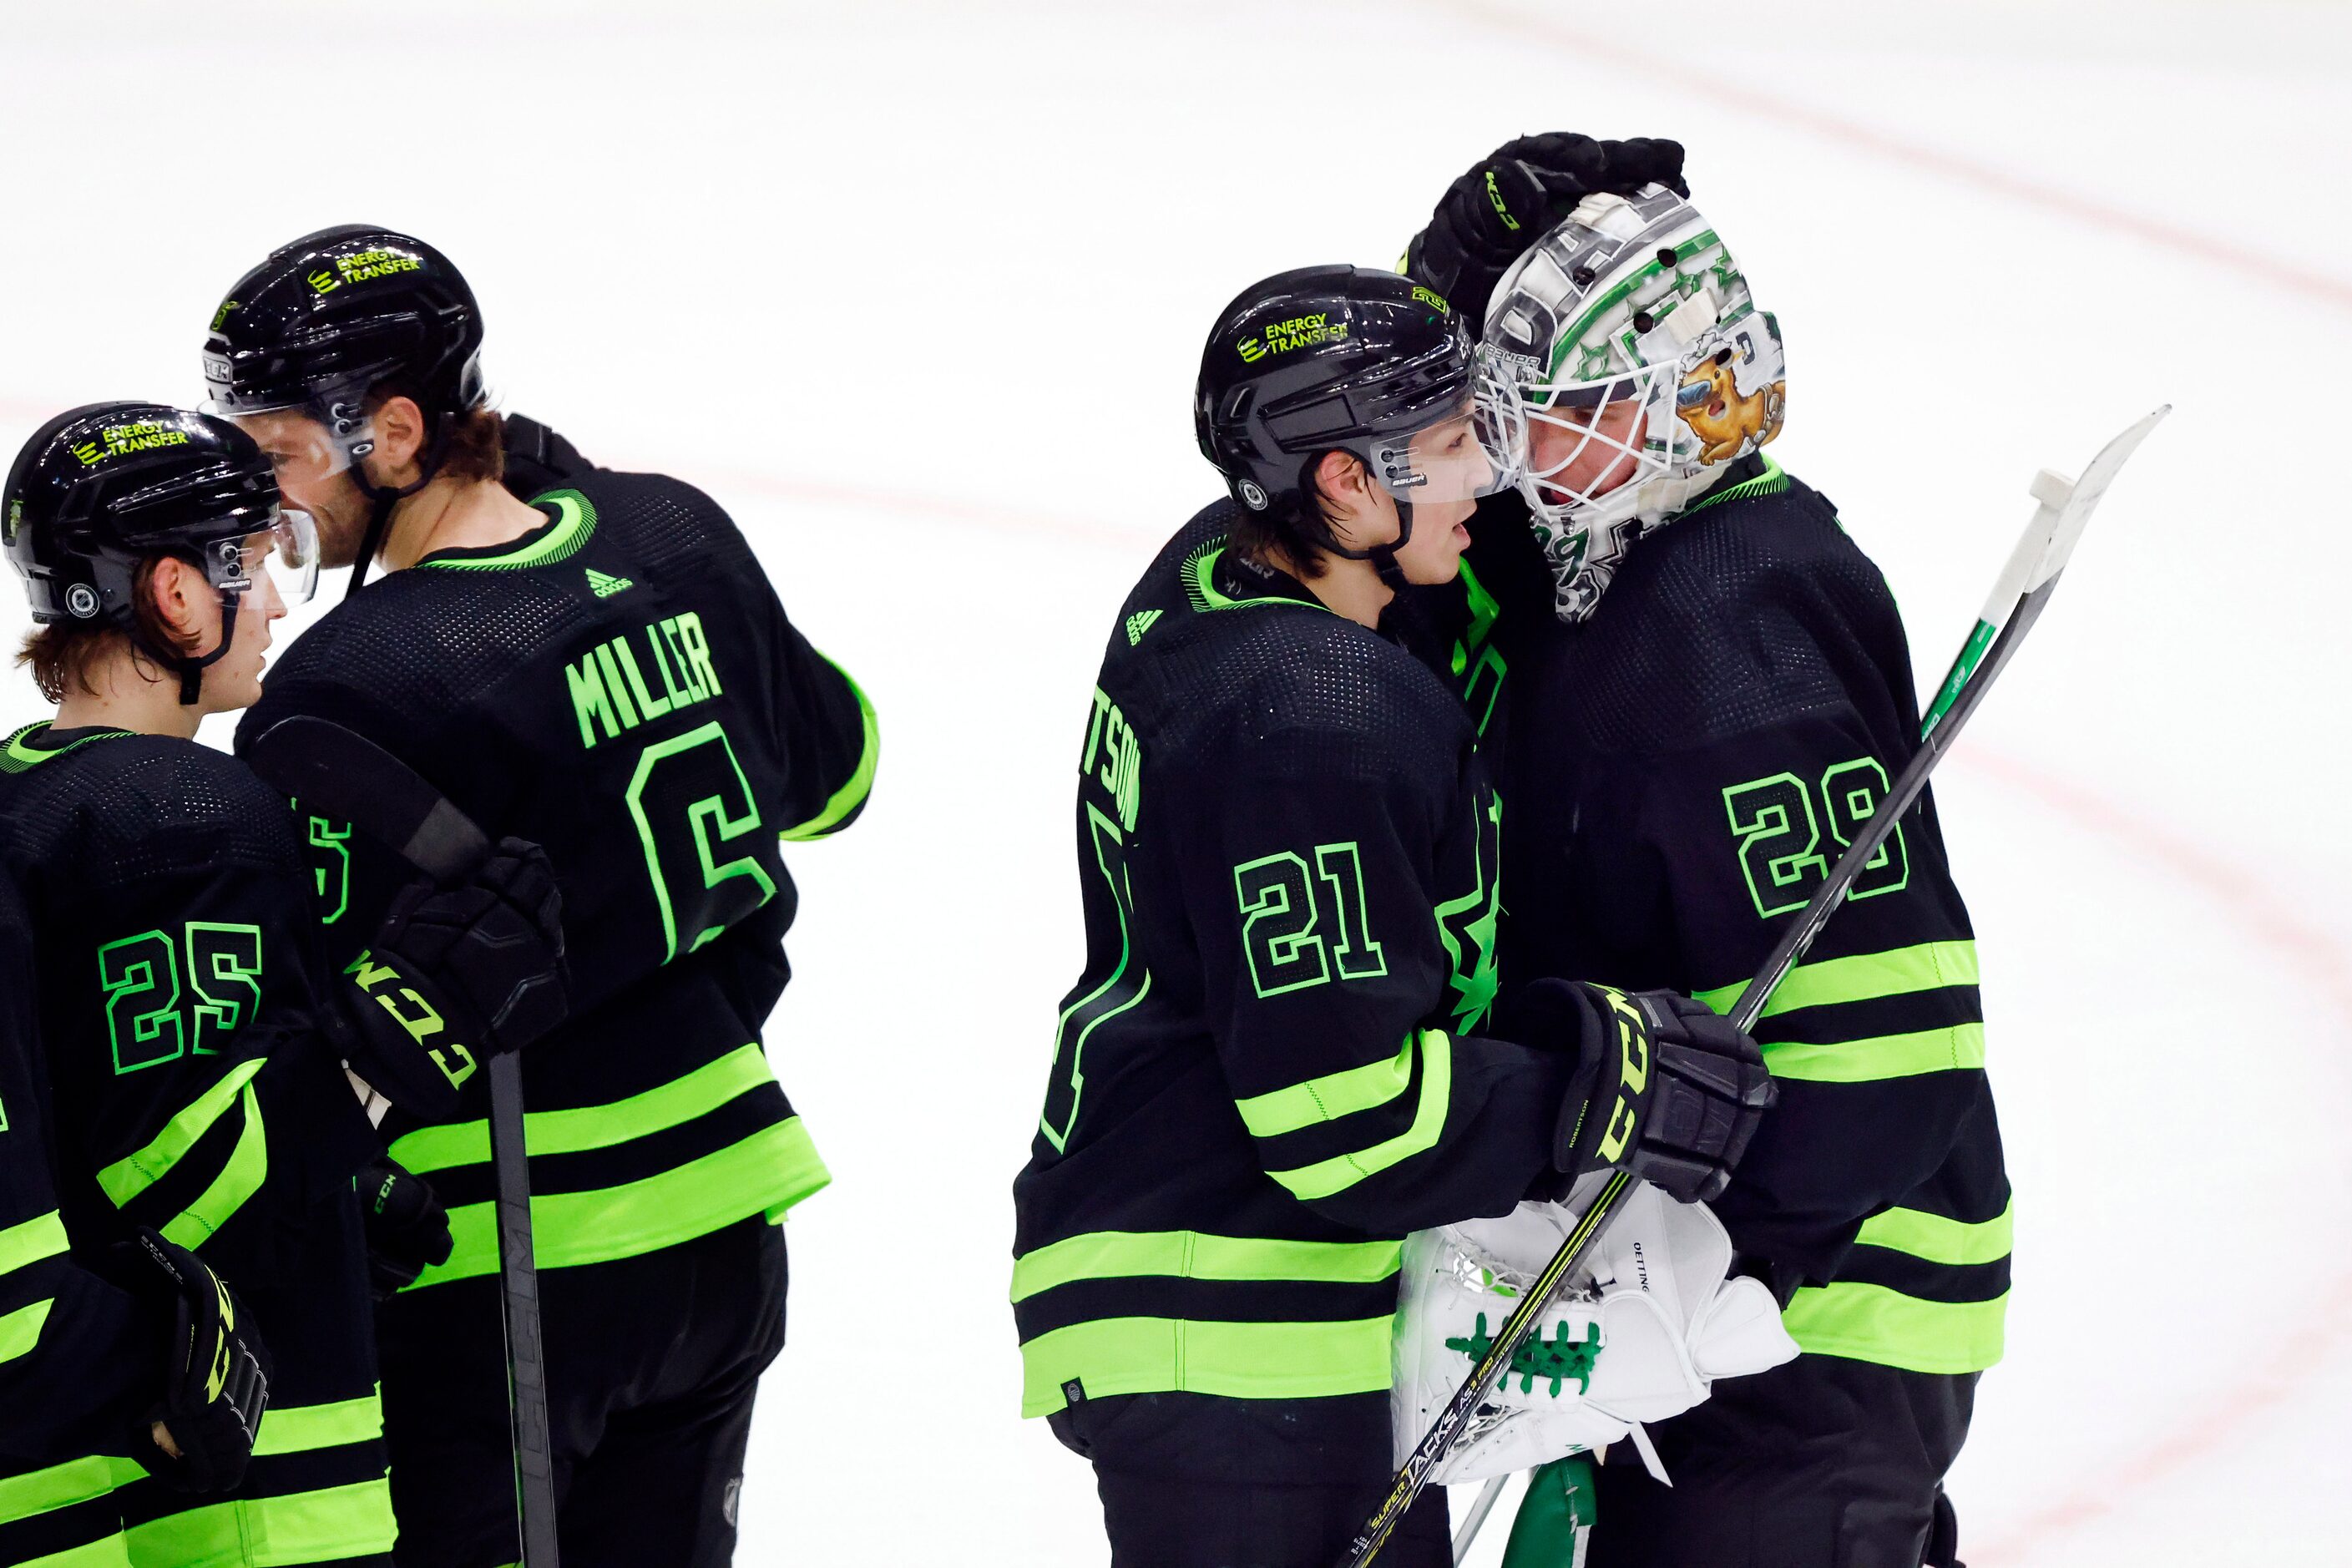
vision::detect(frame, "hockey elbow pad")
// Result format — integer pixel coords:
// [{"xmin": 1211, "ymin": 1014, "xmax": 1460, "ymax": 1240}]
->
[
  {"xmin": 115, "ymin": 1229, "xmax": 271, "ymax": 1494},
  {"xmin": 342, "ymin": 838, "xmax": 569, "ymax": 1115},
  {"xmin": 1521, "ymin": 979, "xmax": 1775, "ymax": 1205}
]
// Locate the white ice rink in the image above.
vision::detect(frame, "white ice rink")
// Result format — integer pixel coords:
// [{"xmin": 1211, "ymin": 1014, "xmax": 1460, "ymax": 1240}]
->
[{"xmin": 3, "ymin": 3, "xmax": 2348, "ymax": 1562}]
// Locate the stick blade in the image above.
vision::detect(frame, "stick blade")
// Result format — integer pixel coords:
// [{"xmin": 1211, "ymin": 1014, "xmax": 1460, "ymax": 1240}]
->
[
  {"xmin": 245, "ymin": 715, "xmax": 491, "ymax": 883},
  {"xmin": 2026, "ymin": 406, "xmax": 2169, "ymax": 592}
]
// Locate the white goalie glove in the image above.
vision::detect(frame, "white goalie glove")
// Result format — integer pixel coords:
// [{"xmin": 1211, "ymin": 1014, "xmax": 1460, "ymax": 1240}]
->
[{"xmin": 1390, "ymin": 1178, "xmax": 1798, "ymax": 1485}]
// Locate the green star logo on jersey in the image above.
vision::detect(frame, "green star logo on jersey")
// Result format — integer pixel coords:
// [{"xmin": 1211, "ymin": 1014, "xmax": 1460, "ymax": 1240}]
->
[{"xmin": 1436, "ymin": 793, "xmax": 1503, "ymax": 1032}]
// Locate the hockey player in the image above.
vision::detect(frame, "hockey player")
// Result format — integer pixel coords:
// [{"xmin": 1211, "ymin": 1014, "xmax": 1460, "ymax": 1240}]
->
[
  {"xmin": 202, "ymin": 225, "xmax": 880, "ymax": 1566},
  {"xmin": 1009, "ymin": 265, "xmax": 1775, "ymax": 1568},
  {"xmin": 1409, "ymin": 149, "xmax": 2007, "ymax": 1565},
  {"xmin": 0, "ymin": 866, "xmax": 273, "ymax": 1567},
  {"xmin": 0, "ymin": 402, "xmax": 567, "ymax": 1565}
]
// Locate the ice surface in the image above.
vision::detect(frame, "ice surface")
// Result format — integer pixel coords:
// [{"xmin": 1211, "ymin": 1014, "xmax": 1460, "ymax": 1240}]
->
[{"xmin": 0, "ymin": 3, "xmax": 2343, "ymax": 1561}]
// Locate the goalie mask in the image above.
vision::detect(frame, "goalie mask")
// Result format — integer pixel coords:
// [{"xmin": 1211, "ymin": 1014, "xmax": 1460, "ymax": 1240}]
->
[{"xmin": 1481, "ymin": 186, "xmax": 1788, "ymax": 622}]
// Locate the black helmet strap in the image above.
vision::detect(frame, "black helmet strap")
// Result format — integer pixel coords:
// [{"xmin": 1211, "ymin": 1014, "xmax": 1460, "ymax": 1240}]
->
[
  {"xmin": 346, "ymin": 412, "xmax": 455, "ymax": 597},
  {"xmin": 1321, "ymin": 480, "xmax": 1416, "ymax": 594}
]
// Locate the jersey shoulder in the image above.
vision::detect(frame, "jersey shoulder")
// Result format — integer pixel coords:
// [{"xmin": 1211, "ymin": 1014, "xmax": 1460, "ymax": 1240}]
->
[
  {"xmin": 528, "ymin": 467, "xmax": 759, "ymax": 580},
  {"xmin": 0, "ymin": 732, "xmax": 300, "ymax": 888},
  {"xmin": 1117, "ymin": 499, "xmax": 1470, "ymax": 792},
  {"xmin": 1557, "ymin": 467, "xmax": 1907, "ymax": 755}
]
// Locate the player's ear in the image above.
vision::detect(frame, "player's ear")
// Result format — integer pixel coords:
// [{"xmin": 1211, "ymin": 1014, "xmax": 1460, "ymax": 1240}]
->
[
  {"xmin": 146, "ymin": 555, "xmax": 206, "ymax": 644},
  {"xmin": 1313, "ymin": 448, "xmax": 1378, "ymax": 541},
  {"xmin": 369, "ymin": 394, "xmax": 430, "ymax": 483}
]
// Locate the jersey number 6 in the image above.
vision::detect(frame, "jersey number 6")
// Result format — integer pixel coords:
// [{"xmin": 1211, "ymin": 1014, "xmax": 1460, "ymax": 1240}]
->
[{"xmin": 624, "ymin": 721, "xmax": 777, "ymax": 964}]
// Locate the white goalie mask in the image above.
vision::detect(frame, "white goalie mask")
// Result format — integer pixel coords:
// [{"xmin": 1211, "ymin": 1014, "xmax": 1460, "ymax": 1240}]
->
[{"xmin": 1480, "ymin": 186, "xmax": 1788, "ymax": 622}]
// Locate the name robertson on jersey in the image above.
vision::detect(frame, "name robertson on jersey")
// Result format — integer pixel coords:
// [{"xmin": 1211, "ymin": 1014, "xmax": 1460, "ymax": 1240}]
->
[{"xmin": 566, "ymin": 611, "xmax": 724, "ymax": 750}]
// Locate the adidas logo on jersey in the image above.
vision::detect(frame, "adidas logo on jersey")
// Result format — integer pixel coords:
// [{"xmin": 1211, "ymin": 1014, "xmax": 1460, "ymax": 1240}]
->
[
  {"xmin": 1124, "ymin": 609, "xmax": 1161, "ymax": 645},
  {"xmin": 587, "ymin": 568, "xmax": 635, "ymax": 599}
]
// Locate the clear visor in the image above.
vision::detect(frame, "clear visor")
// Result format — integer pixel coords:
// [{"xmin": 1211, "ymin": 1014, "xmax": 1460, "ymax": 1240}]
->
[
  {"xmin": 209, "ymin": 401, "xmax": 374, "ymax": 485},
  {"xmin": 1478, "ymin": 357, "xmax": 1675, "ymax": 517},
  {"xmin": 200, "ymin": 508, "xmax": 321, "ymax": 609},
  {"xmin": 1364, "ymin": 393, "xmax": 1521, "ymax": 505}
]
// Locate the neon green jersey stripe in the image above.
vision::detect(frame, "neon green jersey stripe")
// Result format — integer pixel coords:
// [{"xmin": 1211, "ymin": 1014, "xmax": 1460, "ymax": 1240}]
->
[
  {"xmin": 1234, "ymin": 1032, "xmax": 1416, "ymax": 1139},
  {"xmin": 1682, "ymin": 453, "xmax": 1788, "ymax": 517},
  {"xmin": 0, "ymin": 1211, "xmax": 68, "ymax": 1277},
  {"xmin": 17, "ymin": 1539, "xmax": 132, "ymax": 1568},
  {"xmin": 780, "ymin": 660, "xmax": 879, "ymax": 841},
  {"xmin": 1854, "ymin": 1199, "xmax": 2013, "ymax": 1267},
  {"xmin": 0, "ymin": 1297, "xmax": 53, "ymax": 1365},
  {"xmin": 1018, "ymin": 1314, "xmax": 1394, "ymax": 1417},
  {"xmin": 1183, "ymin": 545, "xmax": 1338, "ymax": 617},
  {"xmin": 1011, "ymin": 1231, "xmax": 1401, "ymax": 1304},
  {"xmin": 407, "ymin": 1115, "xmax": 827, "ymax": 1289},
  {"xmin": 159, "ymin": 1085, "xmax": 266, "ymax": 1248},
  {"xmin": 424, "ymin": 489, "xmax": 597, "ymax": 571},
  {"xmin": 0, "ymin": 722, "xmax": 131, "ymax": 775},
  {"xmin": 390, "ymin": 1044, "xmax": 776, "ymax": 1176},
  {"xmin": 1763, "ymin": 1023, "xmax": 1985, "ymax": 1083},
  {"xmin": 1783, "ymin": 1282, "xmax": 2006, "ymax": 1374},
  {"xmin": 0, "ymin": 1451, "xmax": 146, "ymax": 1523},
  {"xmin": 120, "ymin": 1475, "xmax": 396, "ymax": 1565},
  {"xmin": 95, "ymin": 1058, "xmax": 266, "ymax": 1206},
  {"xmin": 1693, "ymin": 938, "xmax": 1980, "ymax": 1019},
  {"xmin": 251, "ymin": 1387, "xmax": 383, "ymax": 1458},
  {"xmin": 1264, "ymin": 1031, "xmax": 1452, "ymax": 1201}
]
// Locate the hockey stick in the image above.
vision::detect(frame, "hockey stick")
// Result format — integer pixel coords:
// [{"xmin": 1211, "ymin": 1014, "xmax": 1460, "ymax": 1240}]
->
[
  {"xmin": 246, "ymin": 714, "xmax": 564, "ymax": 1568},
  {"xmin": 1347, "ymin": 406, "xmax": 2168, "ymax": 1568},
  {"xmin": 1452, "ymin": 1474, "xmax": 1510, "ymax": 1565}
]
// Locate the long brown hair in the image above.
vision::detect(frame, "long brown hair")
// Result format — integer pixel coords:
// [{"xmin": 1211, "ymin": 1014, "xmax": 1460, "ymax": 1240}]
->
[{"xmin": 17, "ymin": 556, "xmax": 203, "ymax": 704}]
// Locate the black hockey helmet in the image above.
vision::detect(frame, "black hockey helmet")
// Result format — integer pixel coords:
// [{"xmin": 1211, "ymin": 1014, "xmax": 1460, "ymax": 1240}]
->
[
  {"xmin": 4, "ymin": 402, "xmax": 319, "ymax": 703},
  {"xmin": 1194, "ymin": 266, "xmax": 1511, "ymax": 573},
  {"xmin": 200, "ymin": 225, "xmax": 485, "ymax": 591}
]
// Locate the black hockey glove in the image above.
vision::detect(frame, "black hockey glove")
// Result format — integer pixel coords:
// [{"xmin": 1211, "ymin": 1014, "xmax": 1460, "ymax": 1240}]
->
[
  {"xmin": 119, "ymin": 1229, "xmax": 271, "ymax": 1493},
  {"xmin": 344, "ymin": 838, "xmax": 569, "ymax": 1116},
  {"xmin": 500, "ymin": 412, "xmax": 599, "ymax": 503},
  {"xmin": 358, "ymin": 1158, "xmax": 453, "ymax": 1300},
  {"xmin": 1406, "ymin": 134, "xmax": 1689, "ymax": 315},
  {"xmin": 1517, "ymin": 979, "xmax": 1773, "ymax": 1205}
]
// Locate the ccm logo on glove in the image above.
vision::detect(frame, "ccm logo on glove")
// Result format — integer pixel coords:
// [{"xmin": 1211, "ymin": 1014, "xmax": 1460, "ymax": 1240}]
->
[
  {"xmin": 346, "ymin": 950, "xmax": 477, "ymax": 1091},
  {"xmin": 1591, "ymin": 987, "xmax": 1651, "ymax": 1165}
]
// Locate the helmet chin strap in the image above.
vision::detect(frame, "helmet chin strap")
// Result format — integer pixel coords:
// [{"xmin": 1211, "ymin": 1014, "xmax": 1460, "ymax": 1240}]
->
[
  {"xmin": 145, "ymin": 598, "xmax": 239, "ymax": 707},
  {"xmin": 1330, "ymin": 497, "xmax": 1416, "ymax": 593},
  {"xmin": 345, "ymin": 418, "xmax": 454, "ymax": 598}
]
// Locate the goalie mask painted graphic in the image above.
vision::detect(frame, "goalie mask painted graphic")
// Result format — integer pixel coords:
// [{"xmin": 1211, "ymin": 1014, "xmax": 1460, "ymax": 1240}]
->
[{"xmin": 1480, "ymin": 186, "xmax": 1788, "ymax": 623}]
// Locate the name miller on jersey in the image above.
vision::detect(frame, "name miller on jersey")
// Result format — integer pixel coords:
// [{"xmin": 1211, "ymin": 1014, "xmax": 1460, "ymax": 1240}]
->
[{"xmin": 566, "ymin": 610, "xmax": 725, "ymax": 750}]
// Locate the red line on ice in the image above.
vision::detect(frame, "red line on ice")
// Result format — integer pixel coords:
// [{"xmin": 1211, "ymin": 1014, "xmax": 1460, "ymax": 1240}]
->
[{"xmin": 1447, "ymin": 0, "xmax": 2352, "ymax": 316}]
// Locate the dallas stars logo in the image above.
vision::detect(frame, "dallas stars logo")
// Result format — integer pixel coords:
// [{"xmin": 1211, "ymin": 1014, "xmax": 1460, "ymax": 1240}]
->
[
  {"xmin": 1710, "ymin": 253, "xmax": 1743, "ymax": 293},
  {"xmin": 1575, "ymin": 341, "xmax": 1616, "ymax": 382},
  {"xmin": 1672, "ymin": 266, "xmax": 1707, "ymax": 301},
  {"xmin": 1435, "ymin": 792, "xmax": 1503, "ymax": 1031}
]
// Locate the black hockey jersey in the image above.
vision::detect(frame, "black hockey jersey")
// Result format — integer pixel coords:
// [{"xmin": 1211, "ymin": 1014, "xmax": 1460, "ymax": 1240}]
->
[
  {"xmin": 0, "ymin": 867, "xmax": 168, "ymax": 1567},
  {"xmin": 1010, "ymin": 503, "xmax": 1572, "ymax": 1440},
  {"xmin": 1488, "ymin": 458, "xmax": 2010, "ymax": 1377},
  {"xmin": 237, "ymin": 468, "xmax": 877, "ymax": 1292},
  {"xmin": 0, "ymin": 726, "xmax": 395, "ymax": 1564}
]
